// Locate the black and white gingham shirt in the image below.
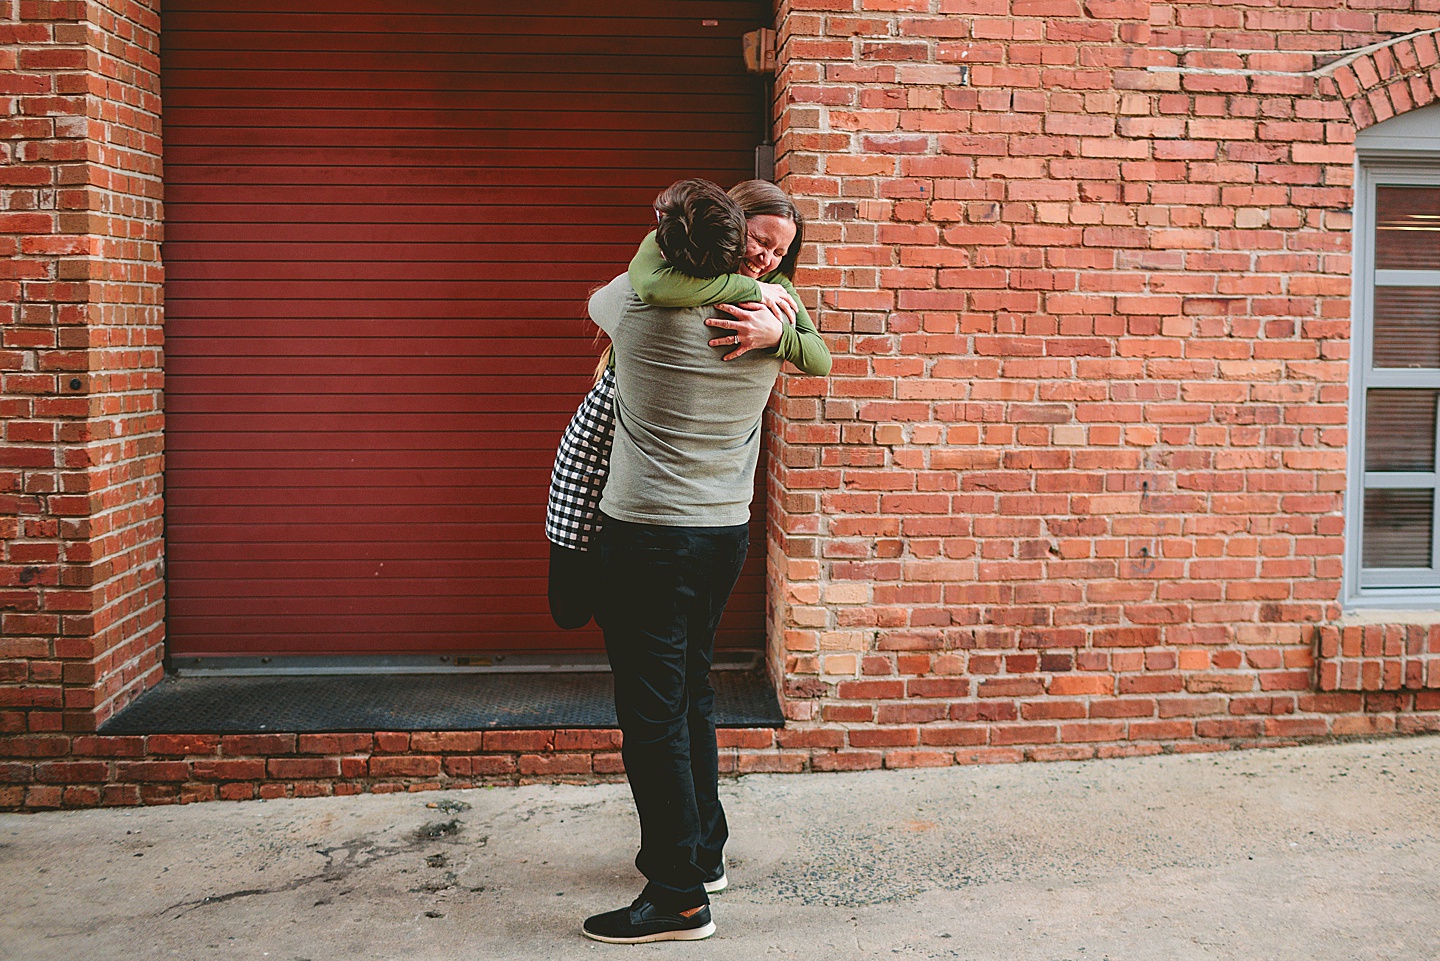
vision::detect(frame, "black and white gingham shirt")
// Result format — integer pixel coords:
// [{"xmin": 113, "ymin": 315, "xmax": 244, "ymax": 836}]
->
[{"xmin": 545, "ymin": 366, "xmax": 616, "ymax": 550}]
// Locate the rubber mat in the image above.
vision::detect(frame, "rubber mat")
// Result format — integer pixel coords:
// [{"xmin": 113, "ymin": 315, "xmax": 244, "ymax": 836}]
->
[{"xmin": 99, "ymin": 671, "xmax": 785, "ymax": 734}]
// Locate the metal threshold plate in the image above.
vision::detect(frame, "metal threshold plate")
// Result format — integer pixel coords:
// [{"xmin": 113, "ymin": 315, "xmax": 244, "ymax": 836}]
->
[
  {"xmin": 99, "ymin": 671, "xmax": 785, "ymax": 734},
  {"xmin": 167, "ymin": 651, "xmax": 762, "ymax": 676}
]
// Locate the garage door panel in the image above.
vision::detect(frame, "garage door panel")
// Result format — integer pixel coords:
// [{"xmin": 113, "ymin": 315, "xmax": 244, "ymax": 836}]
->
[
  {"xmin": 167, "ymin": 355, "xmax": 694, "ymax": 378},
  {"xmin": 165, "ymin": 185, "xmax": 746, "ymax": 210},
  {"xmin": 165, "ymin": 224, "xmax": 656, "ymax": 246},
  {"xmin": 164, "ymin": 0, "xmax": 769, "ymax": 658},
  {"xmin": 167, "ymin": 70, "xmax": 748, "ymax": 97},
  {"xmin": 164, "ymin": 301, "xmax": 594, "ymax": 322},
  {"xmin": 164, "ymin": 338, "xmax": 600, "ymax": 357},
  {"xmin": 163, "ymin": 103, "xmax": 756, "ymax": 135},
  {"xmin": 165, "ymin": 487, "xmax": 545, "ymax": 510},
  {"xmin": 164, "ymin": 257, "xmax": 643, "ymax": 283},
  {"xmin": 164, "ymin": 393, "xmax": 595, "ymax": 416},
  {"xmin": 166, "ymin": 121, "xmax": 751, "ymax": 154},
  {"xmin": 167, "ymin": 413, "xmax": 566, "ymax": 435},
  {"xmin": 164, "ymin": 7, "xmax": 766, "ymax": 33},
  {"xmin": 163, "ymin": 47, "xmax": 749, "ymax": 76}
]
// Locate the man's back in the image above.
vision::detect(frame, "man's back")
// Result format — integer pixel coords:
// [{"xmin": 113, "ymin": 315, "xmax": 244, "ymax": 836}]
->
[{"xmin": 587, "ymin": 274, "xmax": 781, "ymax": 528}]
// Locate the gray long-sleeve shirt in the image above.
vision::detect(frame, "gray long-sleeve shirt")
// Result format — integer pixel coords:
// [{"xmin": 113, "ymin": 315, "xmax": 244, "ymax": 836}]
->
[{"xmin": 587, "ymin": 274, "xmax": 783, "ymax": 528}]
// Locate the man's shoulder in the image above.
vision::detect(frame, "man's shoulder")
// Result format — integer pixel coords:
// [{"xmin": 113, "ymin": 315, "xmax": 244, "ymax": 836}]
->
[
  {"xmin": 587, "ymin": 274, "xmax": 634, "ymax": 337},
  {"xmin": 589, "ymin": 273, "xmax": 711, "ymax": 335}
]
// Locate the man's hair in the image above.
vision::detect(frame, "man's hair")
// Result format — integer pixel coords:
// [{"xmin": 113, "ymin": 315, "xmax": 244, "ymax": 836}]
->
[{"xmin": 653, "ymin": 179, "xmax": 747, "ymax": 277}]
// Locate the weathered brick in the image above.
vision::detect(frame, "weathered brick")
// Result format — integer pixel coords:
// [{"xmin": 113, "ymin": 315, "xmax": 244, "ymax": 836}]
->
[
  {"xmin": 369, "ymin": 756, "xmax": 442, "ymax": 778},
  {"xmin": 220, "ymin": 735, "xmax": 296, "ymax": 756},
  {"xmin": 146, "ymin": 735, "xmax": 221, "ymax": 757},
  {"xmin": 811, "ymin": 751, "xmax": 884, "ymax": 772},
  {"xmin": 191, "ymin": 758, "xmax": 267, "ymax": 781},
  {"xmin": 297, "ymin": 734, "xmax": 374, "ymax": 755},
  {"xmin": 267, "ymin": 757, "xmax": 341, "ymax": 780},
  {"xmin": 483, "ymin": 731, "xmax": 553, "ymax": 753},
  {"xmin": 115, "ymin": 761, "xmax": 191, "ymax": 783},
  {"xmin": 409, "ymin": 732, "xmax": 485, "ymax": 753},
  {"xmin": 518, "ymin": 753, "xmax": 591, "ymax": 776}
]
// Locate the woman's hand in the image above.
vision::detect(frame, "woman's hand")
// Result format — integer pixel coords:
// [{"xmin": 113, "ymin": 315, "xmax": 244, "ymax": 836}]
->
[
  {"xmin": 708, "ymin": 302, "xmax": 785, "ymax": 361},
  {"xmin": 755, "ymin": 282, "xmax": 797, "ymax": 324}
]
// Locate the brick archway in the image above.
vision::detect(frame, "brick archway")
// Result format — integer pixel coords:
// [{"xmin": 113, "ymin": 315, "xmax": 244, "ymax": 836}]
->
[{"xmin": 1316, "ymin": 28, "xmax": 1440, "ymax": 130}]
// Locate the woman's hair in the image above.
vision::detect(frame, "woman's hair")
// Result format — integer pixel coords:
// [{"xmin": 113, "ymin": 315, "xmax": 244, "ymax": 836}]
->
[
  {"xmin": 728, "ymin": 179, "xmax": 805, "ymax": 278},
  {"xmin": 653, "ymin": 179, "xmax": 747, "ymax": 277},
  {"xmin": 592, "ymin": 343, "xmax": 611, "ymax": 384}
]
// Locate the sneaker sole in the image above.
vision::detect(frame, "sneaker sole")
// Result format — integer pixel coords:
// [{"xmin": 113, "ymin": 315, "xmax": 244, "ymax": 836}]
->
[
  {"xmin": 703, "ymin": 873, "xmax": 728, "ymax": 894},
  {"xmin": 582, "ymin": 921, "xmax": 717, "ymax": 944}
]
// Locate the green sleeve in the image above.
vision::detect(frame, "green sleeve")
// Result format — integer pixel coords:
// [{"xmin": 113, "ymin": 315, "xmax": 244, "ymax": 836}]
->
[
  {"xmin": 768, "ymin": 274, "xmax": 832, "ymax": 377},
  {"xmin": 627, "ymin": 230, "xmax": 764, "ymax": 307}
]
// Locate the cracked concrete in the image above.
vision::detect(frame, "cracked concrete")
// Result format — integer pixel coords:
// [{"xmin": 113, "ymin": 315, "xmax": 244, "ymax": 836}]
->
[{"xmin": 2, "ymin": 736, "xmax": 1438, "ymax": 960}]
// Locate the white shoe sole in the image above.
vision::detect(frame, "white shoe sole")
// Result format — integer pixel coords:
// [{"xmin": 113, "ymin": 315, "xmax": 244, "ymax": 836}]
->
[
  {"xmin": 582, "ymin": 921, "xmax": 716, "ymax": 944},
  {"xmin": 703, "ymin": 872, "xmax": 728, "ymax": 894}
]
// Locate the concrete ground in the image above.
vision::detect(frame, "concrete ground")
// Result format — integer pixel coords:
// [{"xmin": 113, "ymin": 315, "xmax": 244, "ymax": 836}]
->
[{"xmin": 2, "ymin": 736, "xmax": 1438, "ymax": 961}]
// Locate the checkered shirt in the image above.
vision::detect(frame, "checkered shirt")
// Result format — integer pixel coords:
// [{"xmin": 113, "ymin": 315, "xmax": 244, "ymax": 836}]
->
[{"xmin": 545, "ymin": 366, "xmax": 616, "ymax": 550}]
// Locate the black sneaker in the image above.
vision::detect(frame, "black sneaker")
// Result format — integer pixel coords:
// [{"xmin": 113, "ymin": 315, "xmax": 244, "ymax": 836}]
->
[
  {"xmin": 702, "ymin": 859, "xmax": 727, "ymax": 894},
  {"xmin": 582, "ymin": 897, "xmax": 715, "ymax": 944}
]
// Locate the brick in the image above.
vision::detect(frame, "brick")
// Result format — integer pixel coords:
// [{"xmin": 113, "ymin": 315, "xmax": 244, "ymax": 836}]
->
[
  {"xmin": 1049, "ymin": 675, "xmax": 1113, "ymax": 696},
  {"xmin": 297, "ymin": 734, "xmax": 374, "ymax": 754},
  {"xmin": 518, "ymin": 753, "xmax": 591, "ymax": 776},
  {"xmin": 717, "ymin": 731, "xmax": 777, "ymax": 754},
  {"xmin": 0, "ymin": 736, "xmax": 69, "ymax": 758},
  {"xmin": 919, "ymin": 725, "xmax": 987, "ymax": 746},
  {"xmin": 369, "ymin": 755, "xmax": 442, "ymax": 777},
  {"xmin": 811, "ymin": 751, "xmax": 883, "ymax": 772},
  {"xmin": 220, "ymin": 735, "xmax": 296, "ymax": 756},
  {"xmin": 483, "ymin": 731, "xmax": 553, "ymax": 752},
  {"xmin": 146, "ymin": 734, "xmax": 221, "ymax": 756},
  {"xmin": 884, "ymin": 750, "xmax": 954, "ymax": 768},
  {"xmin": 977, "ymin": 677, "xmax": 1045, "ymax": 698},
  {"xmin": 267, "ymin": 757, "xmax": 341, "ymax": 779},
  {"xmin": 1195, "ymin": 718, "xmax": 1265, "ymax": 739},
  {"xmin": 115, "ymin": 761, "xmax": 191, "ymax": 783},
  {"xmin": 954, "ymin": 748, "xmax": 1025, "ymax": 765},
  {"xmin": 25, "ymin": 785, "xmax": 63, "ymax": 809},
  {"xmin": 777, "ymin": 728, "xmax": 847, "ymax": 749},
  {"xmin": 409, "ymin": 732, "xmax": 485, "ymax": 753},
  {"xmin": 373, "ymin": 732, "xmax": 411, "ymax": 753},
  {"xmin": 848, "ymin": 726, "xmax": 919, "ymax": 748},
  {"xmin": 34, "ymin": 760, "xmax": 106, "ymax": 783},
  {"xmin": 737, "ymin": 752, "xmax": 807, "ymax": 773},
  {"xmin": 191, "ymin": 758, "xmax": 267, "ymax": 781},
  {"xmin": 443, "ymin": 755, "xmax": 517, "ymax": 777},
  {"xmin": 990, "ymin": 724, "xmax": 1057, "ymax": 745}
]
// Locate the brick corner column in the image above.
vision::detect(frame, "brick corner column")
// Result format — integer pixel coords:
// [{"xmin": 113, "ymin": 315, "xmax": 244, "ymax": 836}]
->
[
  {"xmin": 2, "ymin": 0, "xmax": 164, "ymax": 738},
  {"xmin": 768, "ymin": 0, "xmax": 862, "ymax": 725}
]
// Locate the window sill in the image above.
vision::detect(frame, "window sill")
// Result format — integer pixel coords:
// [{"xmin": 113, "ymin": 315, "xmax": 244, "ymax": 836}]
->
[{"xmin": 1339, "ymin": 608, "xmax": 1440, "ymax": 627}]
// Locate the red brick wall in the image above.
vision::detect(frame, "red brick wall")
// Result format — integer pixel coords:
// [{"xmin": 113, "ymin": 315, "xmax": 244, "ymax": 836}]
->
[
  {"xmin": 0, "ymin": 0, "xmax": 164, "ymax": 739},
  {"xmin": 765, "ymin": 0, "xmax": 1440, "ymax": 770},
  {"xmin": 6, "ymin": 1, "xmax": 1440, "ymax": 810}
]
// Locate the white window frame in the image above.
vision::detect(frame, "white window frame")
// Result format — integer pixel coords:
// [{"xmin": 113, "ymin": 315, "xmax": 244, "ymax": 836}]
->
[{"xmin": 1344, "ymin": 161, "xmax": 1440, "ymax": 608}]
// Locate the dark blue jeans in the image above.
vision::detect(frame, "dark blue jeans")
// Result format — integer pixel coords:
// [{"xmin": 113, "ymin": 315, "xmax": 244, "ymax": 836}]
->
[{"xmin": 596, "ymin": 515, "xmax": 749, "ymax": 910}]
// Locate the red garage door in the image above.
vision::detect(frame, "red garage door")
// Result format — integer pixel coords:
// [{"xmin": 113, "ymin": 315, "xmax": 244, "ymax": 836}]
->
[{"xmin": 162, "ymin": 1, "xmax": 769, "ymax": 659}]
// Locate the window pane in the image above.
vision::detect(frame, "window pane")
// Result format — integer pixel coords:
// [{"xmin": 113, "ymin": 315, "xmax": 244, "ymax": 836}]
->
[
  {"xmin": 1364, "ymin": 489, "xmax": 1434, "ymax": 568},
  {"xmin": 1373, "ymin": 288, "xmax": 1440, "ymax": 369},
  {"xmin": 1376, "ymin": 186, "xmax": 1440, "ymax": 270},
  {"xmin": 1365, "ymin": 389, "xmax": 1437, "ymax": 471}
]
